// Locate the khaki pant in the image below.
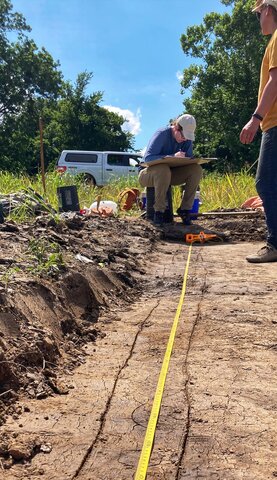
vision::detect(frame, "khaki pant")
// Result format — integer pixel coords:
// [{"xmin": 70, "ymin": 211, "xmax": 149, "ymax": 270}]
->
[{"xmin": 138, "ymin": 163, "xmax": 203, "ymax": 212}]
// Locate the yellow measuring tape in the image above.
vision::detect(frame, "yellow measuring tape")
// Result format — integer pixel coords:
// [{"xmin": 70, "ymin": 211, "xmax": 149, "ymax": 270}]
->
[{"xmin": 135, "ymin": 244, "xmax": 193, "ymax": 480}]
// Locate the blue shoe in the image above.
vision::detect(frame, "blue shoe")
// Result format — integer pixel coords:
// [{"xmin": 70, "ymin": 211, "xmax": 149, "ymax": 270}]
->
[
  {"xmin": 153, "ymin": 211, "xmax": 164, "ymax": 225},
  {"xmin": 177, "ymin": 208, "xmax": 192, "ymax": 226}
]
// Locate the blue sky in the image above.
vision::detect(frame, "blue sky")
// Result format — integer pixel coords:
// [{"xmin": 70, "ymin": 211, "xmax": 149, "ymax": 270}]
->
[{"xmin": 11, "ymin": 0, "xmax": 230, "ymax": 151}]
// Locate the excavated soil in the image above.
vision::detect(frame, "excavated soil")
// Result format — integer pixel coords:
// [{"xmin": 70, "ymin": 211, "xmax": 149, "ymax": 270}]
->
[
  {"xmin": 0, "ymin": 209, "xmax": 275, "ymax": 479},
  {"xmin": 0, "ymin": 214, "xmax": 160, "ymax": 425}
]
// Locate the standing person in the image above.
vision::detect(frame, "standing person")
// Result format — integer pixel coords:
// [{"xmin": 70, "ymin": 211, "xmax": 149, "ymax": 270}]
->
[
  {"xmin": 240, "ymin": 0, "xmax": 277, "ymax": 263},
  {"xmin": 138, "ymin": 114, "xmax": 202, "ymax": 225}
]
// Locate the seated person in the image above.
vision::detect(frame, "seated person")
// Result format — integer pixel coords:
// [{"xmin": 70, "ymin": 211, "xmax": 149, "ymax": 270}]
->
[{"xmin": 138, "ymin": 114, "xmax": 202, "ymax": 225}]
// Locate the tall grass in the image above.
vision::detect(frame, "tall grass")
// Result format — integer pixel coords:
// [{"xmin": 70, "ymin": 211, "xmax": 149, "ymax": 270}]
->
[
  {"xmin": 170, "ymin": 171, "xmax": 256, "ymax": 212},
  {"xmin": 0, "ymin": 171, "xmax": 142, "ymax": 220},
  {"xmin": 0, "ymin": 170, "xmax": 257, "ymax": 219},
  {"xmin": 199, "ymin": 171, "xmax": 256, "ymax": 211},
  {"xmin": 0, "ymin": 171, "xmax": 36, "ymax": 193}
]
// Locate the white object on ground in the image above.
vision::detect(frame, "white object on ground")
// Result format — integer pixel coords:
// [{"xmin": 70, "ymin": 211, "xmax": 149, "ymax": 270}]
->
[{"xmin": 90, "ymin": 200, "xmax": 118, "ymax": 213}]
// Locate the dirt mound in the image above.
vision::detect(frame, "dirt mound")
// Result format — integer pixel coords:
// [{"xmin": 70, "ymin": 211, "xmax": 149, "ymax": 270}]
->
[
  {"xmin": 0, "ymin": 214, "xmax": 160, "ymax": 426},
  {"xmin": 161, "ymin": 210, "xmax": 266, "ymax": 243},
  {"xmin": 199, "ymin": 209, "xmax": 266, "ymax": 242},
  {"xmin": 0, "ymin": 209, "xmax": 266, "ymax": 433}
]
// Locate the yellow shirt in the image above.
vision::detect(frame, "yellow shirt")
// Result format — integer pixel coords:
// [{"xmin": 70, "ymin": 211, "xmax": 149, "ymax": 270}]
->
[{"xmin": 258, "ymin": 29, "xmax": 277, "ymax": 131}]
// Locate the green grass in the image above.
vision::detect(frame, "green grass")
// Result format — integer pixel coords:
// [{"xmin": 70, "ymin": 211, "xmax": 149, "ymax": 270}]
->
[
  {"xmin": 0, "ymin": 170, "xmax": 257, "ymax": 220},
  {"xmin": 26, "ymin": 238, "xmax": 65, "ymax": 276},
  {"xmin": 170, "ymin": 171, "xmax": 256, "ymax": 212},
  {"xmin": 199, "ymin": 171, "xmax": 256, "ymax": 211}
]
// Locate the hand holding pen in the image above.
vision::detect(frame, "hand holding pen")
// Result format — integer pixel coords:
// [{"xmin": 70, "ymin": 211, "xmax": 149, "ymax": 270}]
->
[{"xmin": 174, "ymin": 149, "xmax": 186, "ymax": 158}]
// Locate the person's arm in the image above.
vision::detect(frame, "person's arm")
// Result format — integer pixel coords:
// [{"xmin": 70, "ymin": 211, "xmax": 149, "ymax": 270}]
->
[
  {"xmin": 240, "ymin": 67, "xmax": 277, "ymax": 144},
  {"xmin": 185, "ymin": 141, "xmax": 193, "ymax": 157},
  {"xmin": 173, "ymin": 140, "xmax": 193, "ymax": 158},
  {"xmin": 143, "ymin": 129, "xmax": 168, "ymax": 162}
]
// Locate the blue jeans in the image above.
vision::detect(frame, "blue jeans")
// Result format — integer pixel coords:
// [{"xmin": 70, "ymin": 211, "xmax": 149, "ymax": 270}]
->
[{"xmin": 256, "ymin": 126, "xmax": 277, "ymax": 249}]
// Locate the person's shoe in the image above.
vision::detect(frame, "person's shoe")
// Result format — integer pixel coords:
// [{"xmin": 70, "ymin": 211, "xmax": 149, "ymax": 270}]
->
[
  {"xmin": 163, "ymin": 208, "xmax": 174, "ymax": 223},
  {"xmin": 246, "ymin": 244, "xmax": 277, "ymax": 263},
  {"xmin": 177, "ymin": 208, "xmax": 192, "ymax": 226},
  {"xmin": 153, "ymin": 211, "xmax": 165, "ymax": 226}
]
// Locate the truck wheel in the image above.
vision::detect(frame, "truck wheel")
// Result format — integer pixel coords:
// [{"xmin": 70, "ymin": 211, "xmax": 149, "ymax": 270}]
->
[{"xmin": 84, "ymin": 174, "xmax": 96, "ymax": 186}]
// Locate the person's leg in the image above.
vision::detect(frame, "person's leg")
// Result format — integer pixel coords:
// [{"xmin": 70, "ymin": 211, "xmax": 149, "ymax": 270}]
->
[
  {"xmin": 138, "ymin": 164, "xmax": 171, "ymax": 212},
  {"xmin": 170, "ymin": 164, "xmax": 203, "ymax": 209},
  {"xmin": 247, "ymin": 126, "xmax": 277, "ymax": 263}
]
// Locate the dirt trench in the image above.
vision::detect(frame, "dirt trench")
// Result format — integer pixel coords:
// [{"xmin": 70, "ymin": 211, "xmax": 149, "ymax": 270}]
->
[{"xmin": 1, "ymin": 239, "xmax": 277, "ymax": 480}]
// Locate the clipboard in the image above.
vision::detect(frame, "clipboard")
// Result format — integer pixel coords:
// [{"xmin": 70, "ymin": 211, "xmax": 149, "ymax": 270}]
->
[{"xmin": 140, "ymin": 156, "xmax": 218, "ymax": 167}]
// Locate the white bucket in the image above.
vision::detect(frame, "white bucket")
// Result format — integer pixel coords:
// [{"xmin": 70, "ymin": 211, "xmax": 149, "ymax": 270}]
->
[{"xmin": 90, "ymin": 200, "xmax": 118, "ymax": 213}]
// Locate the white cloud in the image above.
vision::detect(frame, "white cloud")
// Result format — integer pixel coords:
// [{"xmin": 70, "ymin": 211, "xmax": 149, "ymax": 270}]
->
[
  {"xmin": 176, "ymin": 70, "xmax": 183, "ymax": 82},
  {"xmin": 103, "ymin": 105, "xmax": 141, "ymax": 135}
]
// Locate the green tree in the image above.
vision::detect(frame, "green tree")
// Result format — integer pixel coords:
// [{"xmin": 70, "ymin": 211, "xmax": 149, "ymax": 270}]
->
[
  {"xmin": 0, "ymin": 0, "xmax": 63, "ymax": 173},
  {"xmin": 180, "ymin": 0, "xmax": 267, "ymax": 170},
  {"xmin": 0, "ymin": 98, "xmax": 42, "ymax": 173},
  {"xmin": 42, "ymin": 72, "xmax": 133, "ymax": 170},
  {"xmin": 0, "ymin": 72, "xmax": 134, "ymax": 174},
  {"xmin": 0, "ymin": 2, "xmax": 133, "ymax": 174}
]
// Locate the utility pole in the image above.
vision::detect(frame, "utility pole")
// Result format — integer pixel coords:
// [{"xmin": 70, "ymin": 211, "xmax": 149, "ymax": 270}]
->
[{"xmin": 39, "ymin": 117, "xmax": 46, "ymax": 195}]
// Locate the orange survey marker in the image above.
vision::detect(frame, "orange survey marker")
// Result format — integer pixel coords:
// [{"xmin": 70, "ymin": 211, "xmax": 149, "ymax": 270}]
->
[{"xmin": 185, "ymin": 231, "xmax": 220, "ymax": 244}]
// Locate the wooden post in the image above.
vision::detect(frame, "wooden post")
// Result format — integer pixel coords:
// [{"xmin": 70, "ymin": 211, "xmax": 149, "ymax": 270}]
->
[{"xmin": 39, "ymin": 117, "xmax": 46, "ymax": 195}]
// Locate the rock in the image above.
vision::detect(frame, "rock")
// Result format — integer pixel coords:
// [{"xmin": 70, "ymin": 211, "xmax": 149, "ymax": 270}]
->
[
  {"xmin": 8, "ymin": 441, "xmax": 33, "ymax": 460},
  {"xmin": 0, "ymin": 222, "xmax": 19, "ymax": 233},
  {"xmin": 40, "ymin": 443, "xmax": 52, "ymax": 454},
  {"xmin": 36, "ymin": 383, "xmax": 50, "ymax": 399},
  {"xmin": 48, "ymin": 378, "xmax": 69, "ymax": 395}
]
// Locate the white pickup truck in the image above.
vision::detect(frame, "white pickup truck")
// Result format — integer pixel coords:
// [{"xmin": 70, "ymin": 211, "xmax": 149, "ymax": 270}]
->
[{"xmin": 56, "ymin": 150, "xmax": 142, "ymax": 186}]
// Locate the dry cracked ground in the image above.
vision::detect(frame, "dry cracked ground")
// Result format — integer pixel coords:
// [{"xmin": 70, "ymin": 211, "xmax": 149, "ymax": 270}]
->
[{"xmin": 0, "ymin": 211, "xmax": 276, "ymax": 479}]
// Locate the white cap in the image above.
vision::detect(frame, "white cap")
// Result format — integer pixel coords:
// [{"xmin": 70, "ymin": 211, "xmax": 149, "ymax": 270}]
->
[
  {"xmin": 252, "ymin": 0, "xmax": 277, "ymax": 12},
  {"xmin": 177, "ymin": 114, "xmax": 196, "ymax": 141}
]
